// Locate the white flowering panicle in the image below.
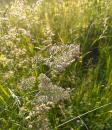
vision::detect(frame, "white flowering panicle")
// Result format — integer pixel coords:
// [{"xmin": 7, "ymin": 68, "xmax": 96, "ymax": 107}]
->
[
  {"xmin": 28, "ymin": 73, "xmax": 70, "ymax": 130},
  {"xmin": 38, "ymin": 73, "xmax": 70, "ymax": 102},
  {"xmin": 45, "ymin": 44, "xmax": 80, "ymax": 72},
  {"xmin": 9, "ymin": 0, "xmax": 25, "ymax": 20},
  {"xmin": 18, "ymin": 76, "xmax": 36, "ymax": 90},
  {"xmin": 3, "ymin": 71, "xmax": 14, "ymax": 80},
  {"xmin": 35, "ymin": 0, "xmax": 44, "ymax": 6},
  {"xmin": 43, "ymin": 25, "xmax": 54, "ymax": 45}
]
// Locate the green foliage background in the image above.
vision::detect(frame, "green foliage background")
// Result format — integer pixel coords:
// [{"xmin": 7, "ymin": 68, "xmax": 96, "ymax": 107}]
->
[{"xmin": 0, "ymin": 0, "xmax": 112, "ymax": 130}]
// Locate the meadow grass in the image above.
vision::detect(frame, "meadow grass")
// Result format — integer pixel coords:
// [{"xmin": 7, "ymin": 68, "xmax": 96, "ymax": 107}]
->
[{"xmin": 0, "ymin": 0, "xmax": 112, "ymax": 130}]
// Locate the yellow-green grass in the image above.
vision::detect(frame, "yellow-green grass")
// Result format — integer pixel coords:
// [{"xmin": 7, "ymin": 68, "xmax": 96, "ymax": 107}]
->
[{"xmin": 0, "ymin": 0, "xmax": 112, "ymax": 129}]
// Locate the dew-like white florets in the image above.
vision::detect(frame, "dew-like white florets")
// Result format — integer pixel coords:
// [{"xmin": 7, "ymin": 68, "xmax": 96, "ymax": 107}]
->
[
  {"xmin": 45, "ymin": 44, "xmax": 80, "ymax": 72},
  {"xmin": 18, "ymin": 76, "xmax": 36, "ymax": 90},
  {"xmin": 38, "ymin": 73, "xmax": 70, "ymax": 102},
  {"xmin": 28, "ymin": 73, "xmax": 70, "ymax": 130}
]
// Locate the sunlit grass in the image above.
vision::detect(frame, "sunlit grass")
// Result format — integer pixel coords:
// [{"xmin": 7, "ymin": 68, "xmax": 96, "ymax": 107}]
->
[{"xmin": 0, "ymin": 0, "xmax": 112, "ymax": 129}]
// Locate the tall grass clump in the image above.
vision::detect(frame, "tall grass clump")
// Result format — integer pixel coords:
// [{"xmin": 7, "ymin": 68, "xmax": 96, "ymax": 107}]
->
[{"xmin": 0, "ymin": 0, "xmax": 112, "ymax": 130}]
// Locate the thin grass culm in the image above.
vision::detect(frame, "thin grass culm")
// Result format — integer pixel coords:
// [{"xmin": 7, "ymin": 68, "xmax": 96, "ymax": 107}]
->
[{"xmin": 56, "ymin": 102, "xmax": 112, "ymax": 129}]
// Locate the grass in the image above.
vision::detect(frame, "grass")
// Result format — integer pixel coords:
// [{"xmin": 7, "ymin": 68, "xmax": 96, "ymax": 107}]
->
[{"xmin": 0, "ymin": 0, "xmax": 112, "ymax": 130}]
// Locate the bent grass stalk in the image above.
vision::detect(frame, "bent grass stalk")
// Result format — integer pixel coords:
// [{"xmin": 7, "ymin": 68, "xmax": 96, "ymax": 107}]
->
[{"xmin": 56, "ymin": 102, "xmax": 112, "ymax": 129}]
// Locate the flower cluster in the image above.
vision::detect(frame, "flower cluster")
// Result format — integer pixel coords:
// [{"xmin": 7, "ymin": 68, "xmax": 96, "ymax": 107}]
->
[
  {"xmin": 27, "ymin": 73, "xmax": 70, "ymax": 129},
  {"xmin": 45, "ymin": 44, "xmax": 80, "ymax": 72},
  {"xmin": 18, "ymin": 76, "xmax": 36, "ymax": 90},
  {"xmin": 38, "ymin": 73, "xmax": 70, "ymax": 102}
]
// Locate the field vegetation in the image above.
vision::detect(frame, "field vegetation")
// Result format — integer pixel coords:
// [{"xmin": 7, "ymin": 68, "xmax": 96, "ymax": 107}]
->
[{"xmin": 0, "ymin": 0, "xmax": 112, "ymax": 130}]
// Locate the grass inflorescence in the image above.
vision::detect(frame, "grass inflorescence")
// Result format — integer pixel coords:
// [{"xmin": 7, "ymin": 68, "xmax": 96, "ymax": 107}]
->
[{"xmin": 0, "ymin": 0, "xmax": 112, "ymax": 130}]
